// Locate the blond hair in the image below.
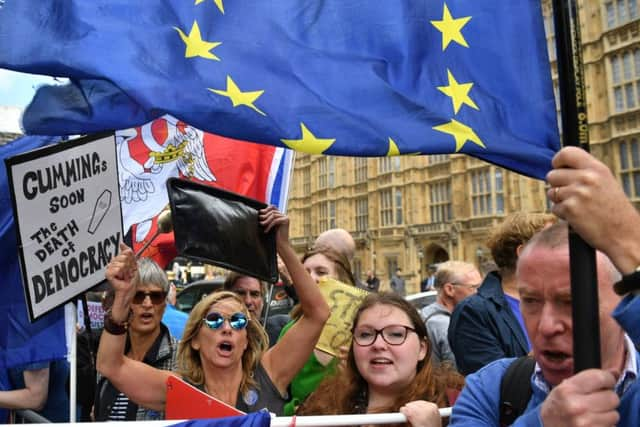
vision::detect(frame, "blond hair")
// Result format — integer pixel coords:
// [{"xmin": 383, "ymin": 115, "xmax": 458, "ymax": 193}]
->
[
  {"xmin": 176, "ymin": 291, "xmax": 269, "ymax": 397},
  {"xmin": 433, "ymin": 260, "xmax": 479, "ymax": 290}
]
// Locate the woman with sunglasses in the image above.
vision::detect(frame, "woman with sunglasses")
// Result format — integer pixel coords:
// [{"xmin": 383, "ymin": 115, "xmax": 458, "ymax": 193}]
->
[
  {"xmin": 97, "ymin": 206, "xmax": 330, "ymax": 416},
  {"xmin": 298, "ymin": 292, "xmax": 464, "ymax": 427},
  {"xmin": 94, "ymin": 258, "xmax": 177, "ymax": 421}
]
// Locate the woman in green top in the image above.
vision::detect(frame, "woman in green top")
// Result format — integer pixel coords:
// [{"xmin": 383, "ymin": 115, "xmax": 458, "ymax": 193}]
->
[{"xmin": 278, "ymin": 244, "xmax": 356, "ymax": 415}]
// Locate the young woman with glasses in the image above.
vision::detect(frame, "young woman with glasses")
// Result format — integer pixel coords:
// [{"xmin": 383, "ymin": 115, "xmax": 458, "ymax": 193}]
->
[
  {"xmin": 96, "ymin": 206, "xmax": 330, "ymax": 416},
  {"xmin": 298, "ymin": 292, "xmax": 463, "ymax": 427},
  {"xmin": 94, "ymin": 258, "xmax": 177, "ymax": 421}
]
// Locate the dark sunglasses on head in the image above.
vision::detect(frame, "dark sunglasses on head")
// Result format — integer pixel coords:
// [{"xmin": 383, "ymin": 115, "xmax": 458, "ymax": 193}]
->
[
  {"xmin": 132, "ymin": 290, "xmax": 167, "ymax": 305},
  {"xmin": 203, "ymin": 312, "xmax": 249, "ymax": 330}
]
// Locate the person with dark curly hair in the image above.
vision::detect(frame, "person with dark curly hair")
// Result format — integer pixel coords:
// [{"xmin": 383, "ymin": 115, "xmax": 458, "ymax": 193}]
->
[{"xmin": 298, "ymin": 292, "xmax": 463, "ymax": 427}]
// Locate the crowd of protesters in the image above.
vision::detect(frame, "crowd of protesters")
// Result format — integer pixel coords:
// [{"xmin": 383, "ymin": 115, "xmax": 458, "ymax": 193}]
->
[{"xmin": 2, "ymin": 147, "xmax": 640, "ymax": 426}]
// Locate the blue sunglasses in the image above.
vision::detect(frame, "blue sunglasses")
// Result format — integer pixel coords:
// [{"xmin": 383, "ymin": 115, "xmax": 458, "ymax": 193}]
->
[{"xmin": 202, "ymin": 312, "xmax": 249, "ymax": 330}]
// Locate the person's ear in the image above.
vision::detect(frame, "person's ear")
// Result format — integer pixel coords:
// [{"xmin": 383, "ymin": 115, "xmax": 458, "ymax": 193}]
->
[
  {"xmin": 443, "ymin": 283, "xmax": 455, "ymax": 297},
  {"xmin": 191, "ymin": 334, "xmax": 201, "ymax": 351},
  {"xmin": 516, "ymin": 244, "xmax": 524, "ymax": 257},
  {"xmin": 418, "ymin": 338, "xmax": 427, "ymax": 361}
]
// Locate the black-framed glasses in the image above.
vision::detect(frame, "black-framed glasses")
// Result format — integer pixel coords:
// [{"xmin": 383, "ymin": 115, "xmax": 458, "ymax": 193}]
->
[
  {"xmin": 352, "ymin": 325, "xmax": 416, "ymax": 346},
  {"xmin": 132, "ymin": 290, "xmax": 167, "ymax": 305},
  {"xmin": 203, "ymin": 312, "xmax": 249, "ymax": 330}
]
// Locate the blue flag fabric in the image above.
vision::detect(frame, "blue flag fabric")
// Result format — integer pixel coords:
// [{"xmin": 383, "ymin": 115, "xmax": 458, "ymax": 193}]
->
[
  {"xmin": 167, "ymin": 410, "xmax": 270, "ymax": 427},
  {"xmin": 0, "ymin": 135, "xmax": 68, "ymax": 370},
  {"xmin": 0, "ymin": 1, "xmax": 559, "ymax": 179},
  {"xmin": 0, "ymin": 369, "xmax": 8, "ymax": 422}
]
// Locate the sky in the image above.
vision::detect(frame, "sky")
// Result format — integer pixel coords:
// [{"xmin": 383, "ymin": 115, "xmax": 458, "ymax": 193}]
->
[
  {"xmin": 0, "ymin": 69, "xmax": 66, "ymax": 132},
  {"xmin": 0, "ymin": 69, "xmax": 61, "ymax": 108}
]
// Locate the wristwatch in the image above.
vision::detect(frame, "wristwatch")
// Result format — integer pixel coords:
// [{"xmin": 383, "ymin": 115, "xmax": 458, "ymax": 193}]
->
[
  {"xmin": 613, "ymin": 265, "xmax": 640, "ymax": 296},
  {"xmin": 103, "ymin": 310, "xmax": 129, "ymax": 335}
]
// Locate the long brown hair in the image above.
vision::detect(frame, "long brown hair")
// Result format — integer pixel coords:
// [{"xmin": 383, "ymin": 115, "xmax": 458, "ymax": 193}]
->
[
  {"xmin": 298, "ymin": 292, "xmax": 463, "ymax": 417},
  {"xmin": 176, "ymin": 291, "xmax": 269, "ymax": 397}
]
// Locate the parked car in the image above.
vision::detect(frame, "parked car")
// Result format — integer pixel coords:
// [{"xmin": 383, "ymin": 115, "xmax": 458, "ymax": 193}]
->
[
  {"xmin": 175, "ymin": 278, "xmax": 225, "ymax": 313},
  {"xmin": 175, "ymin": 277, "xmax": 295, "ymax": 318},
  {"xmin": 265, "ymin": 282, "xmax": 295, "ymax": 317},
  {"xmin": 405, "ymin": 290, "xmax": 438, "ymax": 313}
]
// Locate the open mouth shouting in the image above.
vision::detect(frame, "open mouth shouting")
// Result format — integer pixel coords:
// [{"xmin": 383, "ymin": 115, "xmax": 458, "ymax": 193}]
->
[
  {"xmin": 538, "ymin": 348, "xmax": 573, "ymax": 383},
  {"xmin": 217, "ymin": 340, "xmax": 235, "ymax": 357},
  {"xmin": 542, "ymin": 350, "xmax": 571, "ymax": 363},
  {"xmin": 137, "ymin": 312, "xmax": 155, "ymax": 324}
]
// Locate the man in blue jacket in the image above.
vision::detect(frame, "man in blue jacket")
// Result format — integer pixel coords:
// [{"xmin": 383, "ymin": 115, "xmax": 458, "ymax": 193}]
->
[
  {"xmin": 448, "ymin": 212, "xmax": 555, "ymax": 375},
  {"xmin": 451, "ymin": 147, "xmax": 640, "ymax": 426}
]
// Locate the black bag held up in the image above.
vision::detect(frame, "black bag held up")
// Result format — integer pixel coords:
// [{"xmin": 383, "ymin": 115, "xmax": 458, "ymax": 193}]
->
[{"xmin": 166, "ymin": 177, "xmax": 278, "ymax": 283}]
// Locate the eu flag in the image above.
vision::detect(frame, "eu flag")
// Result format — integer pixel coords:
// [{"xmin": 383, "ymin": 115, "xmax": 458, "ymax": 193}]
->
[
  {"xmin": 166, "ymin": 411, "xmax": 269, "ymax": 427},
  {"xmin": 0, "ymin": 135, "xmax": 68, "ymax": 370},
  {"xmin": 0, "ymin": 1, "xmax": 559, "ymax": 179}
]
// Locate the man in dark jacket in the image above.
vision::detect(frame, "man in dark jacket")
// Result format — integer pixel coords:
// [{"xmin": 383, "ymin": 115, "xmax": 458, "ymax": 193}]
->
[
  {"xmin": 365, "ymin": 270, "xmax": 380, "ymax": 292},
  {"xmin": 448, "ymin": 212, "xmax": 555, "ymax": 375}
]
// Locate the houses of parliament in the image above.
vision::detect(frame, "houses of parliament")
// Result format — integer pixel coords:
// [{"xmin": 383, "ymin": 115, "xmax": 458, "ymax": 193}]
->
[{"xmin": 2, "ymin": 1, "xmax": 639, "ymax": 293}]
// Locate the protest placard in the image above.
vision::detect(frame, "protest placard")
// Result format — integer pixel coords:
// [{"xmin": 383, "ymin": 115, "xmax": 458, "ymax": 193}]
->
[
  {"xmin": 6, "ymin": 133, "xmax": 122, "ymax": 321},
  {"xmin": 316, "ymin": 278, "xmax": 370, "ymax": 356}
]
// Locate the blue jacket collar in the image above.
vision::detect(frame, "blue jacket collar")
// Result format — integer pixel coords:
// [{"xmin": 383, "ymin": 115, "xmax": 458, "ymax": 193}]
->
[
  {"xmin": 478, "ymin": 271, "xmax": 506, "ymax": 304},
  {"xmin": 478, "ymin": 271, "xmax": 529, "ymax": 353}
]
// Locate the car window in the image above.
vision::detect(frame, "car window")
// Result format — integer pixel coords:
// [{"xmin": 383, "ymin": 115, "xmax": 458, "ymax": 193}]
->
[
  {"xmin": 176, "ymin": 289, "xmax": 198, "ymax": 312},
  {"xmin": 405, "ymin": 291, "xmax": 437, "ymax": 311},
  {"xmin": 175, "ymin": 278, "xmax": 226, "ymax": 313}
]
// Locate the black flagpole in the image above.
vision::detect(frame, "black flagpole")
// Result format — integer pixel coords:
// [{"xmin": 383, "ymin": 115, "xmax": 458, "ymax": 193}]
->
[{"xmin": 551, "ymin": 0, "xmax": 601, "ymax": 371}]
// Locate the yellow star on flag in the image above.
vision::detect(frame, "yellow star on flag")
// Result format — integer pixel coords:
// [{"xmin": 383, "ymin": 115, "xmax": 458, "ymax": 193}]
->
[
  {"xmin": 431, "ymin": 4, "xmax": 471, "ymax": 51},
  {"xmin": 174, "ymin": 21, "xmax": 222, "ymax": 60},
  {"xmin": 387, "ymin": 137, "xmax": 421, "ymax": 155},
  {"xmin": 387, "ymin": 138, "xmax": 401, "ymax": 156},
  {"xmin": 438, "ymin": 69, "xmax": 479, "ymax": 114},
  {"xmin": 195, "ymin": 0, "xmax": 225, "ymax": 14},
  {"xmin": 209, "ymin": 76, "xmax": 266, "ymax": 116},
  {"xmin": 281, "ymin": 123, "xmax": 335, "ymax": 154},
  {"xmin": 433, "ymin": 119, "xmax": 486, "ymax": 152}
]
